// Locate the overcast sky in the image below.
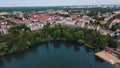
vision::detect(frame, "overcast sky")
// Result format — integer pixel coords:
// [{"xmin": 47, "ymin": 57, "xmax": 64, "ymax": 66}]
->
[{"xmin": 0, "ymin": 0, "xmax": 120, "ymax": 7}]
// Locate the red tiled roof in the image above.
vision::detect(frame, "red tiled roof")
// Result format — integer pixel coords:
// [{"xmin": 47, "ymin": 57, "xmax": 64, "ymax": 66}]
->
[
  {"xmin": 30, "ymin": 15, "xmax": 50, "ymax": 21},
  {"xmin": 116, "ymin": 18, "xmax": 120, "ymax": 20},
  {"xmin": 83, "ymin": 25, "xmax": 88, "ymax": 29},
  {"xmin": 100, "ymin": 20, "xmax": 107, "ymax": 25},
  {"xmin": 76, "ymin": 18, "xmax": 81, "ymax": 20},
  {"xmin": 67, "ymin": 20, "xmax": 76, "ymax": 22},
  {"xmin": 106, "ymin": 47, "xmax": 113, "ymax": 51},
  {"xmin": 31, "ymin": 24, "xmax": 38, "ymax": 27},
  {"xmin": 0, "ymin": 22, "xmax": 7, "ymax": 25},
  {"xmin": 112, "ymin": 22, "xmax": 116, "ymax": 25},
  {"xmin": 6, "ymin": 18, "xmax": 27, "ymax": 24}
]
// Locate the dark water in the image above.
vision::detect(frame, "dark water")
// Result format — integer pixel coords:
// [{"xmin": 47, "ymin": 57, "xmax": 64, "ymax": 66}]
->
[{"xmin": 0, "ymin": 41, "xmax": 114, "ymax": 68}]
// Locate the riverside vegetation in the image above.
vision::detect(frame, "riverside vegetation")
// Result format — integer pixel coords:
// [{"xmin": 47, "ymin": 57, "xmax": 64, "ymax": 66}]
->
[{"xmin": 0, "ymin": 24, "xmax": 118, "ymax": 56}]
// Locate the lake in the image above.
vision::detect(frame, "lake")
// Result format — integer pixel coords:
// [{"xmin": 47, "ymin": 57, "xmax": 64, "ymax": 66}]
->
[{"xmin": 0, "ymin": 41, "xmax": 114, "ymax": 68}]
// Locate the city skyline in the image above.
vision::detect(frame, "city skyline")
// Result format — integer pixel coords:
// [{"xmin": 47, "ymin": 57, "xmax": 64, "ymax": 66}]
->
[{"xmin": 0, "ymin": 0, "xmax": 120, "ymax": 7}]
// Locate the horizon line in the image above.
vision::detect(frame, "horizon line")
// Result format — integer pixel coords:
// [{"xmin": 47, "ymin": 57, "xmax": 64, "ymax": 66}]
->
[{"xmin": 0, "ymin": 4, "xmax": 120, "ymax": 8}]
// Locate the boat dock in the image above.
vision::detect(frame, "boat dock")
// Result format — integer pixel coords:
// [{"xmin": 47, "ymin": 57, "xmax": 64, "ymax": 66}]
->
[{"xmin": 95, "ymin": 51, "xmax": 120, "ymax": 65}]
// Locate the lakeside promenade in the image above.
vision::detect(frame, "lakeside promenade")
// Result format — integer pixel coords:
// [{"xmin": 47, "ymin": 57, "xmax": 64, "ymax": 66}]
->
[
  {"xmin": 95, "ymin": 51, "xmax": 120, "ymax": 64},
  {"xmin": 95, "ymin": 51, "xmax": 120, "ymax": 68}
]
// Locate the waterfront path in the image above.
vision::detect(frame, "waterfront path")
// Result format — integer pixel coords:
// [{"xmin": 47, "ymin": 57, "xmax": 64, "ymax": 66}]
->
[{"xmin": 95, "ymin": 51, "xmax": 120, "ymax": 65}]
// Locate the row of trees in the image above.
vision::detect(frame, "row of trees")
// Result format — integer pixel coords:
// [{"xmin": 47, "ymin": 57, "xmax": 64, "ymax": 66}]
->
[
  {"xmin": 105, "ymin": 14, "xmax": 120, "ymax": 29},
  {"xmin": 111, "ymin": 23, "xmax": 120, "ymax": 31},
  {"xmin": 0, "ymin": 24, "xmax": 118, "ymax": 56}
]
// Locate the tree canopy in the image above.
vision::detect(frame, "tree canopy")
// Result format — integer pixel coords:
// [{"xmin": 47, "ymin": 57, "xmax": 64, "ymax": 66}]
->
[{"xmin": 0, "ymin": 24, "xmax": 118, "ymax": 56}]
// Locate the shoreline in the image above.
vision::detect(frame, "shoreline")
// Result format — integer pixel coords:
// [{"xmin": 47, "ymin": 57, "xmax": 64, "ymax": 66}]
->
[
  {"xmin": 95, "ymin": 51, "xmax": 120, "ymax": 68},
  {"xmin": 0, "ymin": 40, "xmax": 119, "ymax": 68},
  {"xmin": 0, "ymin": 40, "xmax": 94, "ymax": 57},
  {"xmin": 114, "ymin": 63, "xmax": 120, "ymax": 68}
]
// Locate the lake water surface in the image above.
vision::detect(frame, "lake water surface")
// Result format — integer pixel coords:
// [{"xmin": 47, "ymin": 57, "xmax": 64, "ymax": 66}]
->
[{"xmin": 0, "ymin": 41, "xmax": 114, "ymax": 68}]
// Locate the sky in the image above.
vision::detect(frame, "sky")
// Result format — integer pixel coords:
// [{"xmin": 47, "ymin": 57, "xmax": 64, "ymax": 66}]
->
[{"xmin": 0, "ymin": 0, "xmax": 120, "ymax": 7}]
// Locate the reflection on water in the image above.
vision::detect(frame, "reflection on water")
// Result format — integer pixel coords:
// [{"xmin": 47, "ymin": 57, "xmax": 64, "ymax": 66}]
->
[
  {"xmin": 53, "ymin": 41, "xmax": 62, "ymax": 49},
  {"xmin": 0, "ymin": 58, "xmax": 3, "ymax": 68},
  {"xmin": 73, "ymin": 43, "xmax": 80, "ymax": 52},
  {"xmin": 0, "ymin": 41, "xmax": 114, "ymax": 68},
  {"xmin": 85, "ymin": 46, "xmax": 92, "ymax": 53},
  {"xmin": 45, "ymin": 43, "xmax": 50, "ymax": 51},
  {"xmin": 95, "ymin": 55, "xmax": 105, "ymax": 63}
]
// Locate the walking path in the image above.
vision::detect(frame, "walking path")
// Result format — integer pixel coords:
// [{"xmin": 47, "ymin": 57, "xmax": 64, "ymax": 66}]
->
[{"xmin": 95, "ymin": 51, "xmax": 120, "ymax": 64}]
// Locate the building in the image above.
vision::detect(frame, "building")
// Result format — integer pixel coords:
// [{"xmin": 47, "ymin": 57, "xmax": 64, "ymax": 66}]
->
[
  {"xmin": 100, "ymin": 18, "xmax": 109, "ymax": 25},
  {"xmin": 0, "ymin": 21, "xmax": 10, "ymax": 34},
  {"xmin": 26, "ymin": 22, "xmax": 44, "ymax": 31},
  {"xmin": 30, "ymin": 15, "xmax": 51, "ymax": 21},
  {"xmin": 6, "ymin": 18, "xmax": 28, "ymax": 24},
  {"xmin": 111, "ymin": 18, "xmax": 120, "ymax": 25}
]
